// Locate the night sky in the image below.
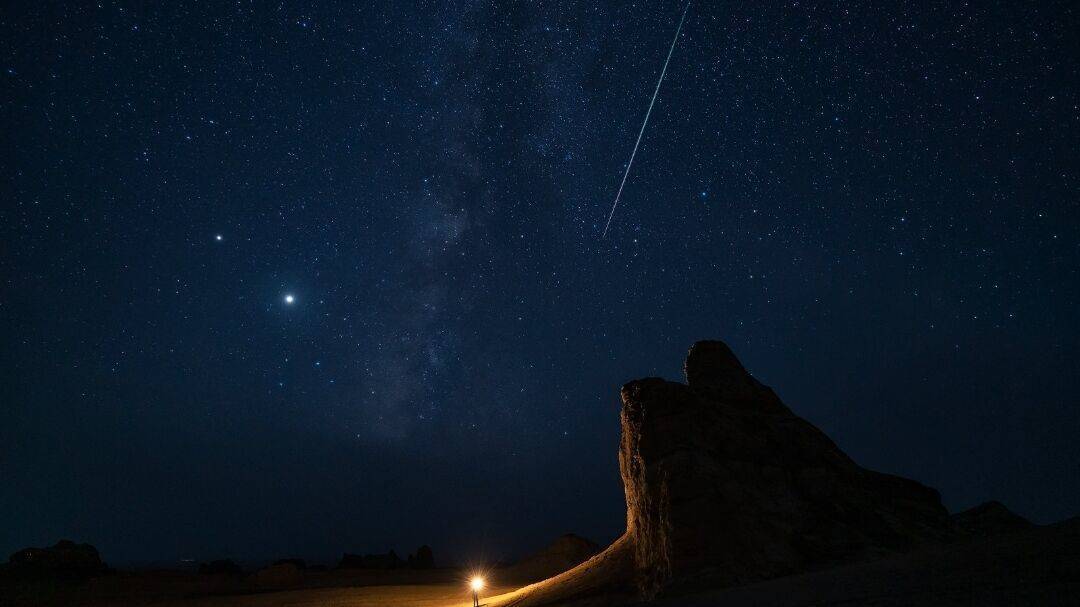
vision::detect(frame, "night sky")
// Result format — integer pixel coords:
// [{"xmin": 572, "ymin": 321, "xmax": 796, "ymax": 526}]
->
[{"xmin": 3, "ymin": 1, "xmax": 1078, "ymax": 567}]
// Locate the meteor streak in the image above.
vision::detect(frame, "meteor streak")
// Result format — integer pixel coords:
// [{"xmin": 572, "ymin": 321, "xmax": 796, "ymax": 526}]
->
[{"xmin": 602, "ymin": 0, "xmax": 692, "ymax": 239}]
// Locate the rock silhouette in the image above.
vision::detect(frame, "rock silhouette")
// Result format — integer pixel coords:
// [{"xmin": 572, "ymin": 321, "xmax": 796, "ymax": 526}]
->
[
  {"xmin": 7, "ymin": 540, "xmax": 106, "ymax": 577},
  {"xmin": 412, "ymin": 545, "xmax": 435, "ymax": 569},
  {"xmin": 507, "ymin": 340, "xmax": 992, "ymax": 604},
  {"xmin": 620, "ymin": 340, "xmax": 958, "ymax": 596},
  {"xmin": 952, "ymin": 500, "xmax": 1033, "ymax": 537},
  {"xmin": 250, "ymin": 561, "xmax": 304, "ymax": 589},
  {"xmin": 339, "ymin": 549, "xmax": 402, "ymax": 569}
]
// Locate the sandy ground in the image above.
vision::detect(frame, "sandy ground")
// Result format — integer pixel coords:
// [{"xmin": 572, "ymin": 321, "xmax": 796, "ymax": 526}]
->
[{"xmin": 76, "ymin": 583, "xmax": 522, "ymax": 607}]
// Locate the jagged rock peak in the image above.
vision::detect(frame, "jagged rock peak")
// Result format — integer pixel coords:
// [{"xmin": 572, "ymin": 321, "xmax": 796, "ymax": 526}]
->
[
  {"xmin": 953, "ymin": 500, "xmax": 1034, "ymax": 536},
  {"xmin": 683, "ymin": 340, "xmax": 750, "ymax": 387},
  {"xmin": 681, "ymin": 339, "xmax": 788, "ymax": 412}
]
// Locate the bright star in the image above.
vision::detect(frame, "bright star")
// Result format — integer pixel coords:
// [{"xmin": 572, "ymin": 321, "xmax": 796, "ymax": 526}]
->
[
  {"xmin": 215, "ymin": 234, "xmax": 223, "ymax": 241},
  {"xmin": 284, "ymin": 294, "xmax": 295, "ymax": 304}
]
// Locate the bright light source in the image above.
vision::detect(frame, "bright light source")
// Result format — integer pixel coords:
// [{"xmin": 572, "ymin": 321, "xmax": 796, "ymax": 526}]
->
[
  {"xmin": 469, "ymin": 574, "xmax": 486, "ymax": 607},
  {"xmin": 284, "ymin": 294, "xmax": 295, "ymax": 304}
]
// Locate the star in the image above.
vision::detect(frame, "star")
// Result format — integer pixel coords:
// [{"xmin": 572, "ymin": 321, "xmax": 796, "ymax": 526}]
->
[
  {"xmin": 284, "ymin": 294, "xmax": 295, "ymax": 304},
  {"xmin": 214, "ymin": 234, "xmax": 223, "ymax": 241}
]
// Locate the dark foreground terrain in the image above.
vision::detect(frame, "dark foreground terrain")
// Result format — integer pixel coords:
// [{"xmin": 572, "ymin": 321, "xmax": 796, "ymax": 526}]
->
[
  {"xmin": 0, "ymin": 580, "xmax": 512, "ymax": 607},
  {"xmin": 5, "ymin": 341, "xmax": 1078, "ymax": 606},
  {"xmin": 649, "ymin": 517, "xmax": 1080, "ymax": 607},
  {"xmin": 4, "ymin": 519, "xmax": 1078, "ymax": 607},
  {"xmin": 0, "ymin": 566, "xmax": 516, "ymax": 607}
]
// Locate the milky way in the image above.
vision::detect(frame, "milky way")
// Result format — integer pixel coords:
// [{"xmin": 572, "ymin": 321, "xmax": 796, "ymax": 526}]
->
[{"xmin": 2, "ymin": 1, "xmax": 1078, "ymax": 565}]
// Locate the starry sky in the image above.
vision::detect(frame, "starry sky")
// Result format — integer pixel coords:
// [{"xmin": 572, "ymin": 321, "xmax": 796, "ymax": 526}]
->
[{"xmin": 2, "ymin": 1, "xmax": 1078, "ymax": 566}]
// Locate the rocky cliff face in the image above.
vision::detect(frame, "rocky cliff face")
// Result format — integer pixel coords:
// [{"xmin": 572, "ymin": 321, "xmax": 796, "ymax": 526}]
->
[
  {"xmin": 495, "ymin": 340, "xmax": 1046, "ymax": 606},
  {"xmin": 619, "ymin": 340, "xmax": 954, "ymax": 596}
]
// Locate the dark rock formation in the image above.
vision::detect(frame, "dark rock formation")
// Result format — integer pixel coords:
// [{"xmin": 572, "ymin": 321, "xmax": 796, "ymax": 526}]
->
[
  {"xmin": 412, "ymin": 545, "xmax": 434, "ymax": 569},
  {"xmin": 487, "ymin": 341, "xmax": 1059, "ymax": 606},
  {"xmin": 511, "ymin": 340, "xmax": 977, "ymax": 606},
  {"xmin": 272, "ymin": 557, "xmax": 307, "ymax": 569},
  {"xmin": 250, "ymin": 561, "xmax": 304, "ymax": 589},
  {"xmin": 7, "ymin": 540, "xmax": 106, "ymax": 577},
  {"xmin": 198, "ymin": 559, "xmax": 243, "ymax": 575},
  {"xmin": 499, "ymin": 534, "xmax": 600, "ymax": 583},
  {"xmin": 953, "ymin": 500, "xmax": 1034, "ymax": 537},
  {"xmin": 619, "ymin": 340, "xmax": 955, "ymax": 596},
  {"xmin": 338, "ymin": 549, "xmax": 402, "ymax": 569}
]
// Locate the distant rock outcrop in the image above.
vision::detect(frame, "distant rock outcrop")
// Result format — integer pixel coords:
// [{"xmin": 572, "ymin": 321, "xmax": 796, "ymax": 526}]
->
[
  {"xmin": 499, "ymin": 534, "xmax": 600, "ymax": 583},
  {"xmin": 272, "ymin": 557, "xmax": 307, "ymax": 569},
  {"xmin": 7, "ymin": 540, "xmax": 106, "ymax": 577},
  {"xmin": 411, "ymin": 545, "xmax": 435, "ymax": 569},
  {"xmin": 952, "ymin": 500, "xmax": 1034, "ymax": 537},
  {"xmin": 250, "ymin": 561, "xmax": 304, "ymax": 589},
  {"xmin": 339, "ymin": 550, "xmax": 402, "ymax": 569}
]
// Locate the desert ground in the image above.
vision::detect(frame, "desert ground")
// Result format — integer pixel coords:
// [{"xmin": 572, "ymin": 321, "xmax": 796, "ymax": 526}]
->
[
  {"xmin": 0, "ymin": 575, "xmax": 520, "ymax": 607},
  {"xmin": 4, "ymin": 518, "xmax": 1079, "ymax": 607},
  {"xmin": 121, "ymin": 583, "xmax": 520, "ymax": 607}
]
